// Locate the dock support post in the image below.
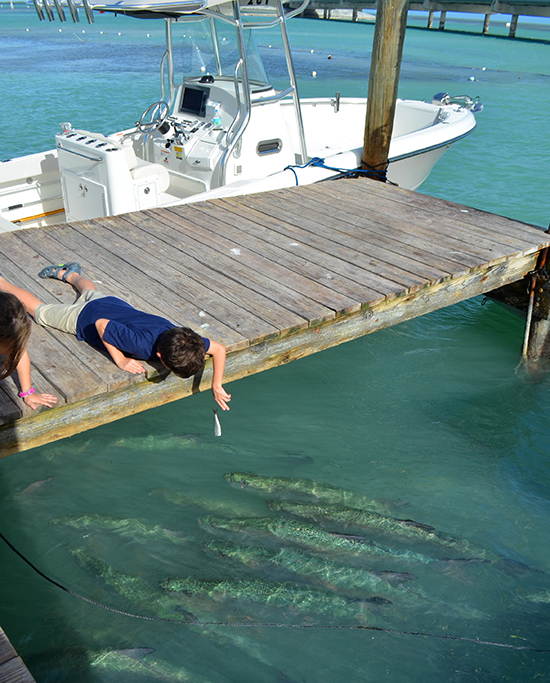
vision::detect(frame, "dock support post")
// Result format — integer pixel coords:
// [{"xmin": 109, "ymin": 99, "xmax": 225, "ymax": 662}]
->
[
  {"xmin": 482, "ymin": 13, "xmax": 490, "ymax": 33},
  {"xmin": 509, "ymin": 14, "xmax": 518, "ymax": 37},
  {"xmin": 427, "ymin": 10, "xmax": 434, "ymax": 28},
  {"xmin": 438, "ymin": 10, "xmax": 446, "ymax": 29},
  {"xmin": 352, "ymin": 8, "xmax": 358, "ymax": 21},
  {"xmin": 523, "ymin": 248, "xmax": 550, "ymax": 360},
  {"xmin": 362, "ymin": 0, "xmax": 409, "ymax": 181}
]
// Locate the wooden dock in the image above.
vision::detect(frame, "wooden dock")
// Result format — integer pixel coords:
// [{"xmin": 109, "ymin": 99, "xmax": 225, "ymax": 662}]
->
[
  {"xmin": 0, "ymin": 627, "xmax": 36, "ymax": 683},
  {"xmin": 1, "ymin": 177, "xmax": 548, "ymax": 456}
]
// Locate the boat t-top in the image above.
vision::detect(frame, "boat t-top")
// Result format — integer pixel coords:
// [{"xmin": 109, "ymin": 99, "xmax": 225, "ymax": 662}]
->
[{"xmin": 0, "ymin": 0, "xmax": 482, "ymax": 230}]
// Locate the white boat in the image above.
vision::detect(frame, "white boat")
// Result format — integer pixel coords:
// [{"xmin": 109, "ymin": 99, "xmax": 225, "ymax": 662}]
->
[{"xmin": 0, "ymin": 0, "xmax": 482, "ymax": 232}]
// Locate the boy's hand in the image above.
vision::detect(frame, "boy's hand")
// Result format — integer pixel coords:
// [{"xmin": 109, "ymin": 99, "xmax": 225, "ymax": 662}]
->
[
  {"xmin": 24, "ymin": 392, "xmax": 58, "ymax": 410},
  {"xmin": 212, "ymin": 385, "xmax": 231, "ymax": 411},
  {"xmin": 117, "ymin": 357, "xmax": 146, "ymax": 374}
]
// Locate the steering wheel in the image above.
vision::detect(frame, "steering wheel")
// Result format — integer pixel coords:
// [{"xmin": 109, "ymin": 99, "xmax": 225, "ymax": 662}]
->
[{"xmin": 137, "ymin": 100, "xmax": 169, "ymax": 134}]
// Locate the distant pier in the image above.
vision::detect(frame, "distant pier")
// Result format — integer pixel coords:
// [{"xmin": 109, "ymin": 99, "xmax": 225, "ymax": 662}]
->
[
  {"xmin": 286, "ymin": 0, "xmax": 550, "ymax": 37},
  {"xmin": 0, "ymin": 177, "xmax": 548, "ymax": 456}
]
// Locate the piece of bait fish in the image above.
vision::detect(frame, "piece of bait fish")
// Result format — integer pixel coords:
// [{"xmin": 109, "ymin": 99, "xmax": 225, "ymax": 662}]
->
[{"xmin": 213, "ymin": 409, "xmax": 222, "ymax": 437}]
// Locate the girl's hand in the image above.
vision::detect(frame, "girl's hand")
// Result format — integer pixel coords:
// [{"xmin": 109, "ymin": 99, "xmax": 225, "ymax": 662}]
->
[{"xmin": 24, "ymin": 392, "xmax": 58, "ymax": 410}]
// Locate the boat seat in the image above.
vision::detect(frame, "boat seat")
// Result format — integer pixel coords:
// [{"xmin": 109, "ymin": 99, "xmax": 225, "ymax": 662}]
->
[{"xmin": 121, "ymin": 141, "xmax": 170, "ymax": 193}]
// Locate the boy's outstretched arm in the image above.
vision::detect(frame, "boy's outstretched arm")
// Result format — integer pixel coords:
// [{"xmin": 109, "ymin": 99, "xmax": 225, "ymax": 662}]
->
[
  {"xmin": 207, "ymin": 340, "xmax": 231, "ymax": 410},
  {"xmin": 16, "ymin": 350, "xmax": 57, "ymax": 409},
  {"xmin": 95, "ymin": 318, "xmax": 145, "ymax": 374}
]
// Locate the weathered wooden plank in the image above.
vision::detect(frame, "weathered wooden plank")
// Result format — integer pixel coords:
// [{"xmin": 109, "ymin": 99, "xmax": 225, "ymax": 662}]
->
[
  {"xmin": 324, "ymin": 184, "xmax": 539, "ymax": 255},
  {"xmin": 0, "ymin": 657, "xmax": 36, "ymax": 683},
  {"xmin": 289, "ymin": 185, "xmax": 489, "ymax": 273},
  {"xmin": 0, "ymin": 381, "xmax": 22, "ymax": 426},
  {"xmin": 147, "ymin": 207, "xmax": 336, "ymax": 327},
  {"xmin": 165, "ymin": 203, "xmax": 361, "ymax": 317},
  {"xmin": 224, "ymin": 192, "xmax": 431, "ymax": 293},
  {"xmin": 0, "ymin": 628, "xmax": 17, "ymax": 666},
  {"xmin": 0, "ymin": 369, "xmax": 66, "ymax": 426},
  {"xmin": 208, "ymin": 199, "xmax": 385, "ymax": 305},
  {"xmin": 94, "ymin": 212, "xmax": 294, "ymax": 343},
  {"xmin": 179, "ymin": 201, "xmax": 364, "ymax": 313},
  {"xmin": 125, "ymin": 208, "xmax": 325, "ymax": 330},
  {"xmin": 334, "ymin": 178, "xmax": 546, "ymax": 247},
  {"xmin": 247, "ymin": 188, "xmax": 467, "ymax": 279},
  {"xmin": 0, "ymin": 628, "xmax": 35, "ymax": 682},
  {"xmin": 0, "ymin": 248, "xmax": 539, "ymax": 457},
  {"xmin": 220, "ymin": 195, "xmax": 407, "ymax": 298},
  {"xmin": 299, "ymin": 183, "xmax": 525, "ymax": 263}
]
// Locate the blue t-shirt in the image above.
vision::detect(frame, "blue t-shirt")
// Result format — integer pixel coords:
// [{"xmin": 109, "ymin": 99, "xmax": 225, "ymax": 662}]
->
[{"xmin": 76, "ymin": 296, "xmax": 210, "ymax": 361}]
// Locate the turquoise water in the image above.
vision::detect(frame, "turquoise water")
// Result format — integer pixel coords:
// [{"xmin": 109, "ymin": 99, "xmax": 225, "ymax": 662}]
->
[{"xmin": 1, "ymin": 8, "xmax": 550, "ymax": 682}]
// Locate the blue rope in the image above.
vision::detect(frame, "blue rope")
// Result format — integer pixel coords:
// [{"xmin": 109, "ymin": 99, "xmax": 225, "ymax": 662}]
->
[{"xmin": 284, "ymin": 157, "xmax": 387, "ymax": 185}]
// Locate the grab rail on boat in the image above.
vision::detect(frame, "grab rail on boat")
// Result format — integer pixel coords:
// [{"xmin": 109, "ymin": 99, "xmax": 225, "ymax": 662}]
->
[
  {"xmin": 432, "ymin": 92, "xmax": 484, "ymax": 113},
  {"xmin": 56, "ymin": 145, "xmax": 104, "ymax": 163}
]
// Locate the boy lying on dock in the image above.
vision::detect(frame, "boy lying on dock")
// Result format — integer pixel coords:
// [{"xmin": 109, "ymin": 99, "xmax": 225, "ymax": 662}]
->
[{"xmin": 0, "ymin": 263, "xmax": 231, "ymax": 411}]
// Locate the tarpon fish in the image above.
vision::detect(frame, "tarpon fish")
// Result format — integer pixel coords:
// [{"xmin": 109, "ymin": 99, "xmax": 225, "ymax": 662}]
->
[
  {"xmin": 108, "ymin": 434, "xmax": 199, "ymax": 451},
  {"xmin": 224, "ymin": 472, "xmax": 393, "ymax": 514},
  {"xmin": 199, "ymin": 516, "xmax": 442, "ymax": 564},
  {"xmin": 27, "ymin": 647, "xmax": 207, "ymax": 682},
  {"xmin": 17, "ymin": 476, "xmax": 55, "ymax": 496},
  {"xmin": 205, "ymin": 542, "xmax": 489, "ymax": 619},
  {"xmin": 161, "ymin": 576, "xmax": 391, "ymax": 619},
  {"xmin": 71, "ymin": 547, "xmax": 194, "ymax": 622},
  {"xmin": 150, "ymin": 488, "xmax": 255, "ymax": 517},
  {"xmin": 71, "ymin": 549, "xmax": 296, "ymax": 678},
  {"xmin": 207, "ymin": 541, "xmax": 417, "ymax": 593},
  {"xmin": 267, "ymin": 500, "xmax": 490, "ymax": 558},
  {"xmin": 53, "ymin": 514, "xmax": 188, "ymax": 546},
  {"xmin": 91, "ymin": 648, "xmax": 208, "ymax": 682},
  {"xmin": 213, "ymin": 409, "xmax": 222, "ymax": 437},
  {"xmin": 523, "ymin": 589, "xmax": 550, "ymax": 604}
]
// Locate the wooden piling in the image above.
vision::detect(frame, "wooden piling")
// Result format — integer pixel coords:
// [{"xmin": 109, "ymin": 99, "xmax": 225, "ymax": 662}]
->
[
  {"xmin": 438, "ymin": 9, "xmax": 446, "ymax": 29},
  {"xmin": 509, "ymin": 14, "xmax": 519, "ymax": 37},
  {"xmin": 482, "ymin": 13, "xmax": 491, "ymax": 33},
  {"xmin": 362, "ymin": 0, "xmax": 409, "ymax": 178}
]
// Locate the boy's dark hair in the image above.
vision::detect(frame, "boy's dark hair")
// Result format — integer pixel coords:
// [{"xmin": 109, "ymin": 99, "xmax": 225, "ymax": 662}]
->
[
  {"xmin": 157, "ymin": 326, "xmax": 206, "ymax": 378},
  {"xmin": 0, "ymin": 292, "xmax": 31, "ymax": 380}
]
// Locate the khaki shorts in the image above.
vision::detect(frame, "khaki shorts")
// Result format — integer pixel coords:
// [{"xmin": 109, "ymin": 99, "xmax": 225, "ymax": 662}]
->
[{"xmin": 34, "ymin": 290, "xmax": 106, "ymax": 335}]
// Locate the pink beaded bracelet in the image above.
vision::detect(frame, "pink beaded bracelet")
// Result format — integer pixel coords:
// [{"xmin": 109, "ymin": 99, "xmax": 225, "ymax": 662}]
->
[{"xmin": 18, "ymin": 387, "xmax": 35, "ymax": 398}]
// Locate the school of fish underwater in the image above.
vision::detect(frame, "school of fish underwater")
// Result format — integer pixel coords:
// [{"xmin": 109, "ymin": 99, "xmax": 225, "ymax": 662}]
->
[{"xmin": 4, "ymin": 420, "xmax": 550, "ymax": 682}]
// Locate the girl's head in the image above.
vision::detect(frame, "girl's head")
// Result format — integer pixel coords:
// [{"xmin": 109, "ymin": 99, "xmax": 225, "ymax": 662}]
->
[{"xmin": 0, "ymin": 292, "xmax": 31, "ymax": 380}]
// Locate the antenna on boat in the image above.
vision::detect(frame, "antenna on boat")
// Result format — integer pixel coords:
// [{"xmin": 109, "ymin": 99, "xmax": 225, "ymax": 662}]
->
[
  {"xmin": 53, "ymin": 0, "xmax": 67, "ymax": 21},
  {"xmin": 30, "ymin": 0, "xmax": 93, "ymax": 23},
  {"xmin": 67, "ymin": 0, "xmax": 80, "ymax": 22},
  {"xmin": 42, "ymin": 0, "xmax": 55, "ymax": 21},
  {"xmin": 82, "ymin": 0, "xmax": 95, "ymax": 23},
  {"xmin": 31, "ymin": 0, "xmax": 45, "ymax": 21}
]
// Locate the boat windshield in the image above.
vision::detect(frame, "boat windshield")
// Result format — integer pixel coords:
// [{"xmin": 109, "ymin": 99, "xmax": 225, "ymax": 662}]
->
[{"xmin": 178, "ymin": 16, "xmax": 271, "ymax": 90}]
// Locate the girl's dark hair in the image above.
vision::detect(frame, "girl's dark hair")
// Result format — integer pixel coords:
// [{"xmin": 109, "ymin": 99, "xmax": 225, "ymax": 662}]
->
[
  {"xmin": 0, "ymin": 292, "xmax": 31, "ymax": 380},
  {"xmin": 157, "ymin": 326, "xmax": 206, "ymax": 378}
]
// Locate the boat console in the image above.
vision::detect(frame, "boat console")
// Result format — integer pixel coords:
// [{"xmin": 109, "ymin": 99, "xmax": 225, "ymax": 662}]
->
[
  {"xmin": 55, "ymin": 83, "xmax": 232, "ymax": 221},
  {"xmin": 55, "ymin": 76, "xmax": 294, "ymax": 222}
]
